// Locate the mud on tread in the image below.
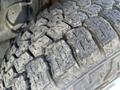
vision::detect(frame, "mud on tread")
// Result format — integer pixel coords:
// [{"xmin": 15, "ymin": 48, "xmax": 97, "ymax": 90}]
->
[{"xmin": 1, "ymin": 0, "xmax": 120, "ymax": 90}]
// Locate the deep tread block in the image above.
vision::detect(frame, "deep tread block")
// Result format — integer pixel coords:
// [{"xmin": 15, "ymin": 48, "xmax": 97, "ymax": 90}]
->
[
  {"xmin": 15, "ymin": 41, "xmax": 30, "ymax": 57},
  {"xmin": 12, "ymin": 76, "xmax": 27, "ymax": 90},
  {"xmin": 26, "ymin": 58, "xmax": 50, "ymax": 90},
  {"xmin": 75, "ymin": 0, "xmax": 91, "ymax": 7},
  {"xmin": 5, "ymin": 56, "xmax": 15, "ymax": 72},
  {"xmin": 92, "ymin": 0, "xmax": 115, "ymax": 9},
  {"xmin": 64, "ymin": 10, "xmax": 88, "ymax": 27},
  {"xmin": 101, "ymin": 9, "xmax": 120, "ymax": 36},
  {"xmin": 47, "ymin": 21, "xmax": 71, "ymax": 40},
  {"xmin": 29, "ymin": 36, "xmax": 52, "ymax": 57},
  {"xmin": 66, "ymin": 27, "xmax": 102, "ymax": 66},
  {"xmin": 3, "ymin": 68, "xmax": 16, "ymax": 88},
  {"xmin": 81, "ymin": 4, "xmax": 102, "ymax": 17},
  {"xmin": 45, "ymin": 40, "xmax": 75, "ymax": 78},
  {"xmin": 84, "ymin": 17, "xmax": 120, "ymax": 55},
  {"xmin": 14, "ymin": 52, "xmax": 33, "ymax": 73},
  {"xmin": 45, "ymin": 40, "xmax": 80, "ymax": 87}
]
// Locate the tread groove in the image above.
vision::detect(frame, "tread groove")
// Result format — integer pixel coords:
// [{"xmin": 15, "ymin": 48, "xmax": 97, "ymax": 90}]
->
[
  {"xmin": 23, "ymin": 72, "xmax": 32, "ymax": 90},
  {"xmin": 42, "ymin": 55, "xmax": 57, "ymax": 87},
  {"xmin": 63, "ymin": 35, "xmax": 80, "ymax": 67}
]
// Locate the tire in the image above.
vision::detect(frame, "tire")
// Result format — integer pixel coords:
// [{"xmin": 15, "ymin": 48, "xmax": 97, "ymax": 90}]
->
[{"xmin": 0, "ymin": 0, "xmax": 120, "ymax": 90}]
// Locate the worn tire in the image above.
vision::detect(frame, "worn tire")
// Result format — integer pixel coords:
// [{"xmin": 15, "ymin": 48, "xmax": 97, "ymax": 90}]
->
[{"xmin": 1, "ymin": 0, "xmax": 120, "ymax": 90}]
